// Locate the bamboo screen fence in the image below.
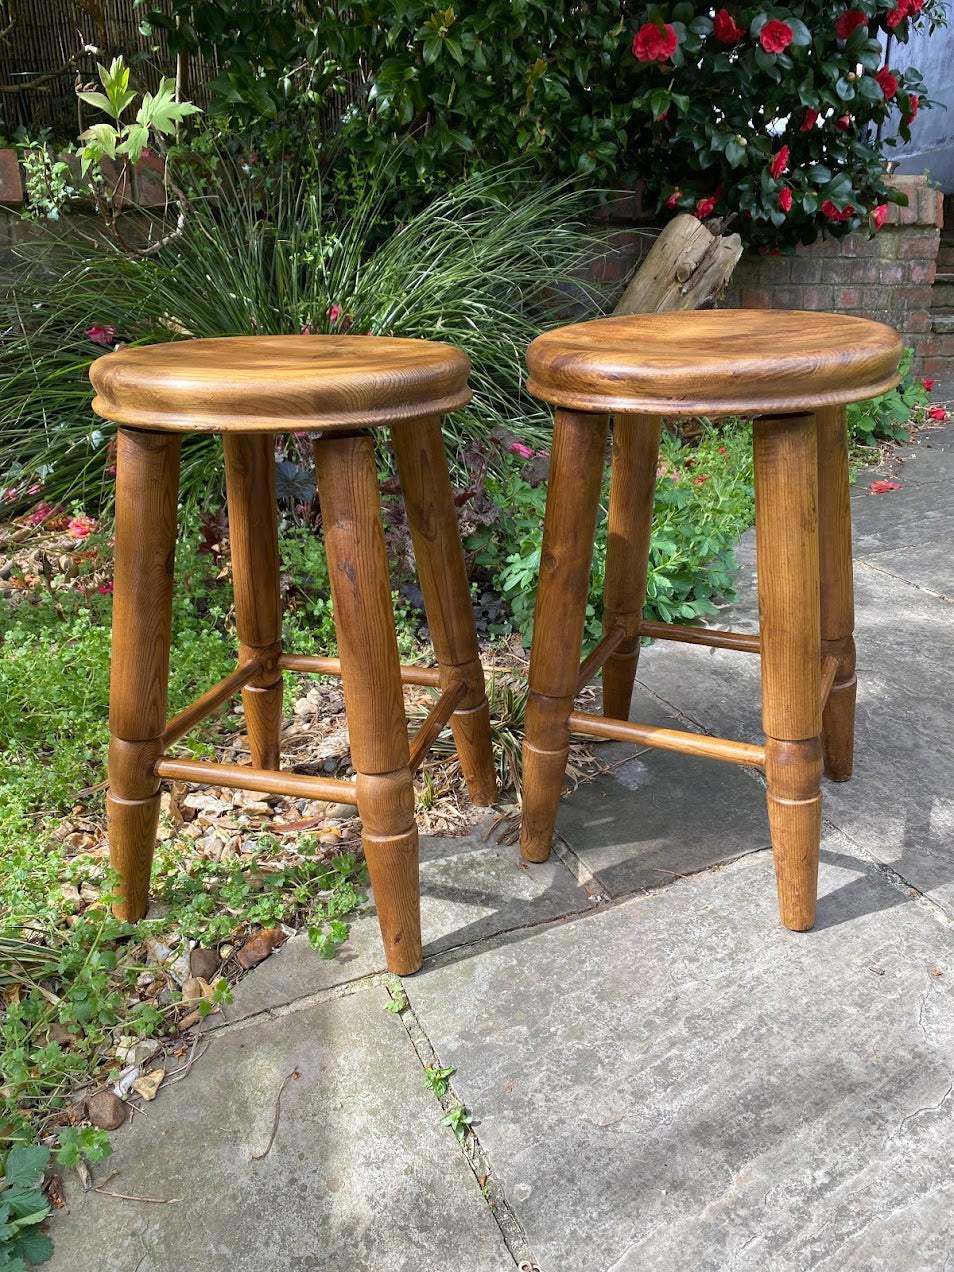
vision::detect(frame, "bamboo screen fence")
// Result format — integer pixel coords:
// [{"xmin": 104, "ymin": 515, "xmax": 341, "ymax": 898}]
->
[{"xmin": 0, "ymin": 0, "xmax": 215, "ymax": 138}]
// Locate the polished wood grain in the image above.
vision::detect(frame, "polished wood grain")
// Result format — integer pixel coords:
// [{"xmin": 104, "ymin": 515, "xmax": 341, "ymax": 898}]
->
[
  {"xmin": 90, "ymin": 335, "xmax": 472, "ymax": 432},
  {"xmin": 568, "ymin": 711, "xmax": 765, "ymax": 767},
  {"xmin": 527, "ymin": 310, "xmax": 903, "ymax": 417},
  {"xmin": 601, "ymin": 413, "xmax": 662, "ymax": 719},
  {"xmin": 816, "ymin": 406, "xmax": 857, "ymax": 781},
  {"xmin": 161, "ymin": 661, "xmax": 262, "ymax": 749},
  {"xmin": 279, "ymin": 653, "xmax": 443, "ymax": 688},
  {"xmin": 636, "ymin": 621, "xmax": 760, "ymax": 654},
  {"xmin": 391, "ymin": 416, "xmax": 497, "ymax": 806},
  {"xmin": 520, "ymin": 409, "xmax": 609, "ymax": 863},
  {"xmin": 754, "ymin": 413, "xmax": 822, "ymax": 931},
  {"xmin": 313, "ymin": 433, "xmax": 422, "ymax": 975},
  {"xmin": 107, "ymin": 427, "xmax": 180, "ymax": 921},
  {"xmin": 224, "ymin": 433, "xmax": 283, "ymax": 770},
  {"xmin": 155, "ymin": 757, "xmax": 358, "ymax": 804}
]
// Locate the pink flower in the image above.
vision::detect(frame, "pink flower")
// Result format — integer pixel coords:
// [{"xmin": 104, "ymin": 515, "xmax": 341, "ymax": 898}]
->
[
  {"xmin": 759, "ymin": 20, "xmax": 793, "ymax": 53},
  {"xmin": 97, "ymin": 582, "xmax": 114, "ymax": 594},
  {"xmin": 22, "ymin": 502, "xmax": 53, "ymax": 527},
  {"xmin": 769, "ymin": 145, "xmax": 790, "ymax": 179},
  {"xmin": 665, "ymin": 190, "xmax": 681, "ymax": 208},
  {"xmin": 822, "ymin": 200, "xmax": 855, "ymax": 222},
  {"xmin": 872, "ymin": 204, "xmax": 889, "ymax": 230},
  {"xmin": 779, "ymin": 187, "xmax": 793, "ymax": 213},
  {"xmin": 713, "ymin": 9, "xmax": 745, "ymax": 43},
  {"xmin": 800, "ymin": 109, "xmax": 819, "ymax": 131},
  {"xmin": 632, "ymin": 21, "xmax": 678, "ymax": 61},
  {"xmin": 834, "ymin": 10, "xmax": 867, "ymax": 39},
  {"xmin": 875, "ymin": 67, "xmax": 898, "ymax": 100},
  {"xmin": 327, "ymin": 304, "xmax": 342, "ymax": 323},
  {"xmin": 869, "ymin": 480, "xmax": 900, "ymax": 493},
  {"xmin": 904, "ymin": 94, "xmax": 919, "ymax": 125},
  {"xmin": 693, "ymin": 474, "xmax": 710, "ymax": 485},
  {"xmin": 86, "ymin": 325, "xmax": 117, "ymax": 346},
  {"xmin": 922, "ymin": 378, "xmax": 935, "ymax": 390},
  {"xmin": 67, "ymin": 515, "xmax": 96, "ymax": 539},
  {"xmin": 509, "ymin": 442, "xmax": 534, "ymax": 459},
  {"xmin": 928, "ymin": 406, "xmax": 948, "ymax": 421}
]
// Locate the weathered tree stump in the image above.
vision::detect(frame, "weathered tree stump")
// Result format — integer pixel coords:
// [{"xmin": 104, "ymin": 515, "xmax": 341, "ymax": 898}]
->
[{"xmin": 613, "ymin": 214, "xmax": 743, "ymax": 315}]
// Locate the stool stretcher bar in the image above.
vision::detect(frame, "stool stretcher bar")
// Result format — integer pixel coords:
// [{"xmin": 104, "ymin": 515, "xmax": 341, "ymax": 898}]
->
[
  {"xmin": 408, "ymin": 682, "xmax": 468, "ymax": 772},
  {"xmin": 637, "ymin": 620, "xmax": 761, "ymax": 654},
  {"xmin": 820, "ymin": 654, "xmax": 839, "ymax": 712},
  {"xmin": 279, "ymin": 653, "xmax": 442, "ymax": 688},
  {"xmin": 567, "ymin": 710, "xmax": 766, "ymax": 768},
  {"xmin": 576, "ymin": 627, "xmax": 626, "ymax": 694},
  {"xmin": 154, "ymin": 757, "xmax": 359, "ymax": 804},
  {"xmin": 160, "ymin": 660, "xmax": 263, "ymax": 749}
]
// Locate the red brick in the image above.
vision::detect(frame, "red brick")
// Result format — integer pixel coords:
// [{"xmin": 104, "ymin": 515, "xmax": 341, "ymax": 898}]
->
[
  {"xmin": 740, "ymin": 289, "xmax": 772, "ymax": 308},
  {"xmin": 798, "ymin": 285, "xmax": 835, "ymax": 310},
  {"xmin": 0, "ymin": 149, "xmax": 23, "ymax": 205},
  {"xmin": 909, "ymin": 260, "xmax": 937, "ymax": 284},
  {"xmin": 876, "ymin": 262, "xmax": 905, "ymax": 285},
  {"xmin": 920, "ymin": 355, "xmax": 954, "ymax": 379},
  {"xmin": 897, "ymin": 232, "xmax": 939, "ymax": 260},
  {"xmin": 132, "ymin": 154, "xmax": 167, "ymax": 208},
  {"xmin": 835, "ymin": 287, "xmax": 862, "ymax": 307},
  {"xmin": 769, "ymin": 286, "xmax": 803, "ymax": 307},
  {"xmin": 903, "ymin": 312, "xmax": 934, "ymax": 335},
  {"xmin": 918, "ymin": 186, "xmax": 944, "ymax": 228},
  {"xmin": 823, "ymin": 259, "xmax": 854, "ymax": 282}
]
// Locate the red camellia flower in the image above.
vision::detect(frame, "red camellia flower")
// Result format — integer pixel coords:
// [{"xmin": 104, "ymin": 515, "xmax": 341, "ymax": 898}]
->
[
  {"xmin": 834, "ymin": 10, "xmax": 867, "ymax": 39},
  {"xmin": 822, "ymin": 200, "xmax": 855, "ymax": 221},
  {"xmin": 694, "ymin": 187, "xmax": 722, "ymax": 220},
  {"xmin": 769, "ymin": 145, "xmax": 790, "ymax": 178},
  {"xmin": 872, "ymin": 204, "xmax": 888, "ymax": 230},
  {"xmin": 800, "ymin": 109, "xmax": 819, "ymax": 131},
  {"xmin": 632, "ymin": 21, "xmax": 678, "ymax": 61},
  {"xmin": 779, "ymin": 187, "xmax": 793, "ymax": 213},
  {"xmin": 713, "ymin": 8, "xmax": 745, "ymax": 43},
  {"xmin": 835, "ymin": 115, "xmax": 852, "ymax": 131},
  {"xmin": 922, "ymin": 379, "xmax": 935, "ymax": 390},
  {"xmin": 869, "ymin": 480, "xmax": 900, "ymax": 493},
  {"xmin": 928, "ymin": 406, "xmax": 948, "ymax": 421},
  {"xmin": 875, "ymin": 67, "xmax": 898, "ymax": 99},
  {"xmin": 759, "ymin": 20, "xmax": 793, "ymax": 53},
  {"xmin": 666, "ymin": 190, "xmax": 681, "ymax": 208},
  {"xmin": 887, "ymin": 0, "xmax": 924, "ymax": 27},
  {"xmin": 905, "ymin": 93, "xmax": 920, "ymax": 124}
]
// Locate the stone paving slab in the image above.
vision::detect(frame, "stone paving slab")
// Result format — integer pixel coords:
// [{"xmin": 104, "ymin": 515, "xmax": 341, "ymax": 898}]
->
[
  {"xmin": 48, "ymin": 985, "xmax": 515, "ymax": 1272},
  {"xmin": 216, "ymin": 827, "xmax": 591, "ymax": 1025},
  {"xmin": 859, "ymin": 421, "xmax": 954, "ymax": 487},
  {"xmin": 860, "ymin": 538, "xmax": 954, "ymax": 598},
  {"xmin": 556, "ymin": 687, "xmax": 769, "ymax": 898},
  {"xmin": 850, "ymin": 480, "xmax": 954, "ymax": 558},
  {"xmin": 407, "ymin": 846, "xmax": 954, "ymax": 1272}
]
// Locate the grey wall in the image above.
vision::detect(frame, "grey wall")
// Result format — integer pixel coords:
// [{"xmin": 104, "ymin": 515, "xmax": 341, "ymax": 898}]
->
[{"xmin": 890, "ymin": 26, "xmax": 954, "ymax": 191}]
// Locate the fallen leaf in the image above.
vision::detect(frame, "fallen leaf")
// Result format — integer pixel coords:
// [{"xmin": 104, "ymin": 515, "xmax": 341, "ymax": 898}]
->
[
  {"xmin": 869, "ymin": 479, "xmax": 900, "ymax": 494},
  {"xmin": 131, "ymin": 1069, "xmax": 165, "ymax": 1102}
]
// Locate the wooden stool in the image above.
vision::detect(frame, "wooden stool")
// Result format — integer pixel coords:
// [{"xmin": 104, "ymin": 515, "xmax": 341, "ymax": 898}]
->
[
  {"xmin": 519, "ymin": 310, "xmax": 902, "ymax": 930},
  {"xmin": 89, "ymin": 335, "xmax": 497, "ymax": 975}
]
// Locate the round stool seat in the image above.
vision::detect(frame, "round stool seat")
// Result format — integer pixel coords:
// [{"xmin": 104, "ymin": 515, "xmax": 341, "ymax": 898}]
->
[
  {"xmin": 526, "ymin": 310, "xmax": 903, "ymax": 417},
  {"xmin": 90, "ymin": 334, "xmax": 472, "ymax": 432}
]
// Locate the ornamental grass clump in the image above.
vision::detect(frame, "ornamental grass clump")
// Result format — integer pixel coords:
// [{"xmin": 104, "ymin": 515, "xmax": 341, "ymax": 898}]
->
[{"xmin": 0, "ymin": 158, "xmax": 601, "ymax": 513}]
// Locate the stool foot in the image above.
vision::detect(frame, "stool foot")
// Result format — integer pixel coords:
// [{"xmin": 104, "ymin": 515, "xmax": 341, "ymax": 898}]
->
[
  {"xmin": 107, "ymin": 793, "xmax": 161, "ymax": 922},
  {"xmin": 358, "ymin": 772, "xmax": 421, "ymax": 975},
  {"xmin": 391, "ymin": 417, "xmax": 496, "ymax": 807},
  {"xmin": 601, "ymin": 414, "xmax": 662, "ymax": 721},
  {"xmin": 765, "ymin": 738, "xmax": 822, "ymax": 930},
  {"xmin": 822, "ymin": 667, "xmax": 856, "ymax": 782},
  {"xmin": 520, "ymin": 739, "xmax": 569, "ymax": 861}
]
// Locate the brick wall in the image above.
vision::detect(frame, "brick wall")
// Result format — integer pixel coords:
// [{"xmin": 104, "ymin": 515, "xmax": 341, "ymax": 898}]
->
[{"xmin": 722, "ymin": 175, "xmax": 944, "ymax": 378}]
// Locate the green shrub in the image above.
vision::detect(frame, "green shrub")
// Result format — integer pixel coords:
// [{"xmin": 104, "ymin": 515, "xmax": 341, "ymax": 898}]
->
[
  {"xmin": 0, "ymin": 159, "xmax": 601, "ymax": 515},
  {"xmin": 845, "ymin": 347, "xmax": 927, "ymax": 446}
]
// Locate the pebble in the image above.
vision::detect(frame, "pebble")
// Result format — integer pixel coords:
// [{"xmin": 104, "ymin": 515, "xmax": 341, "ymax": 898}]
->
[
  {"xmin": 87, "ymin": 1090, "xmax": 126, "ymax": 1130},
  {"xmin": 190, "ymin": 947, "xmax": 220, "ymax": 981}
]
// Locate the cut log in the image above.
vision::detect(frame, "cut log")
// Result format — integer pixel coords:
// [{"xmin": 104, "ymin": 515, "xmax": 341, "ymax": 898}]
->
[{"xmin": 613, "ymin": 214, "xmax": 743, "ymax": 315}]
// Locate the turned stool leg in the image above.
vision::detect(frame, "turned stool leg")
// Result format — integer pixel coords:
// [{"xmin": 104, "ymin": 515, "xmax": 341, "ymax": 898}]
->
[
  {"xmin": 223, "ymin": 434, "xmax": 283, "ymax": 770},
  {"xmin": 816, "ymin": 406, "xmax": 856, "ymax": 781},
  {"xmin": 390, "ymin": 416, "xmax": 496, "ymax": 807},
  {"xmin": 521, "ymin": 410, "xmax": 609, "ymax": 862},
  {"xmin": 313, "ymin": 433, "xmax": 421, "ymax": 975},
  {"xmin": 754, "ymin": 413, "xmax": 823, "ymax": 931},
  {"xmin": 107, "ymin": 427, "xmax": 181, "ymax": 921},
  {"xmin": 601, "ymin": 413, "xmax": 662, "ymax": 720}
]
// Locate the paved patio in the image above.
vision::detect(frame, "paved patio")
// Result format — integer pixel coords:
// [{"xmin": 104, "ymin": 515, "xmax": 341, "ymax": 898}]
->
[{"xmin": 47, "ymin": 423, "xmax": 954, "ymax": 1271}]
